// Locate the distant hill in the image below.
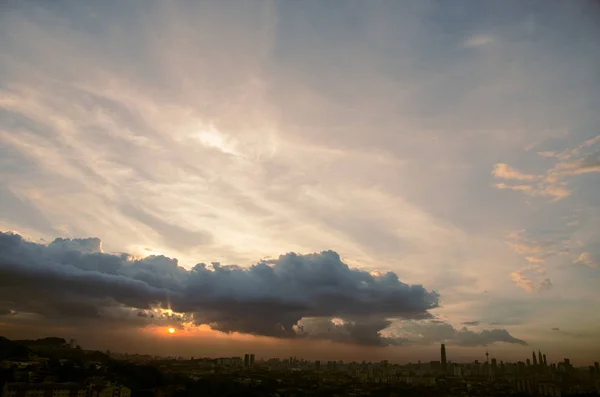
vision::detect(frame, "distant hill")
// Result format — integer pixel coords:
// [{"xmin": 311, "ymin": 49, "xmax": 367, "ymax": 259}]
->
[
  {"xmin": 14, "ymin": 337, "xmax": 69, "ymax": 348},
  {"xmin": 0, "ymin": 336, "xmax": 31, "ymax": 360},
  {"xmin": 1, "ymin": 336, "xmax": 110, "ymax": 363}
]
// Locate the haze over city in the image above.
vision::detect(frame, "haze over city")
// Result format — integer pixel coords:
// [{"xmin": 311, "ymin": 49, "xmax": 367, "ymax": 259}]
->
[{"xmin": 1, "ymin": 0, "xmax": 599, "ymax": 367}]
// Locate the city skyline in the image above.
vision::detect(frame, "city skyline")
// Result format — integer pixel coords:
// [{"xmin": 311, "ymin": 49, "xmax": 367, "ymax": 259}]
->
[
  {"xmin": 1, "ymin": 1, "xmax": 600, "ymax": 365},
  {"xmin": 3, "ymin": 336, "xmax": 598, "ymax": 396}
]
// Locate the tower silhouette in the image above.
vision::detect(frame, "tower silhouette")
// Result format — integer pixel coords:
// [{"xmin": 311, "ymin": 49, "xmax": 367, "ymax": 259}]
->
[{"xmin": 441, "ymin": 344, "xmax": 447, "ymax": 371}]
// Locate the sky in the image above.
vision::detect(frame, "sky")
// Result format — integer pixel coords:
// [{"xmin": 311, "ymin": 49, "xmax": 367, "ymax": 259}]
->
[{"xmin": 1, "ymin": 0, "xmax": 599, "ymax": 365}]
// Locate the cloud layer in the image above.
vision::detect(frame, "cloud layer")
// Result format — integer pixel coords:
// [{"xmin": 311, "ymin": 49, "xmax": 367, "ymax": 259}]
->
[
  {"xmin": 0, "ymin": 232, "xmax": 527, "ymax": 347},
  {"xmin": 0, "ymin": 232, "xmax": 438, "ymax": 344}
]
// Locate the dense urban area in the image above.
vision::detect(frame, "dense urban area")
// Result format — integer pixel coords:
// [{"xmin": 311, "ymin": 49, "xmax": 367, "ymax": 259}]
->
[{"xmin": 1, "ymin": 336, "xmax": 599, "ymax": 397}]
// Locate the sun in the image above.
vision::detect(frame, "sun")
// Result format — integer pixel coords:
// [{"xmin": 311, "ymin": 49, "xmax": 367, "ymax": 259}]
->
[{"xmin": 168, "ymin": 327, "xmax": 175, "ymax": 334}]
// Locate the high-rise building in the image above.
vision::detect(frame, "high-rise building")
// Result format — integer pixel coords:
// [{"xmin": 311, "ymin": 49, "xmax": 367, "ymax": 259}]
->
[
  {"xmin": 538, "ymin": 351, "xmax": 543, "ymax": 366},
  {"xmin": 543, "ymin": 354, "xmax": 548, "ymax": 367},
  {"xmin": 526, "ymin": 358, "xmax": 531, "ymax": 367},
  {"xmin": 250, "ymin": 354, "xmax": 255, "ymax": 366},
  {"xmin": 244, "ymin": 354, "xmax": 249, "ymax": 367},
  {"xmin": 532, "ymin": 351, "xmax": 538, "ymax": 366},
  {"xmin": 594, "ymin": 362, "xmax": 599, "ymax": 374},
  {"xmin": 441, "ymin": 344, "xmax": 447, "ymax": 371},
  {"xmin": 315, "ymin": 360, "xmax": 321, "ymax": 371}
]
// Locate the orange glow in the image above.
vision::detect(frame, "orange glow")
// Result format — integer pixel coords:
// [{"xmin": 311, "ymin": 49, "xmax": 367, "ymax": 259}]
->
[
  {"xmin": 142, "ymin": 324, "xmax": 269, "ymax": 343},
  {"xmin": 168, "ymin": 327, "xmax": 175, "ymax": 334}
]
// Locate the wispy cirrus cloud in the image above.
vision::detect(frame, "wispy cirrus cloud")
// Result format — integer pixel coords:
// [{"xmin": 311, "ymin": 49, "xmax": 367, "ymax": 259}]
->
[
  {"xmin": 493, "ymin": 135, "xmax": 600, "ymax": 201},
  {"xmin": 493, "ymin": 164, "xmax": 538, "ymax": 181},
  {"xmin": 510, "ymin": 271, "xmax": 552, "ymax": 294}
]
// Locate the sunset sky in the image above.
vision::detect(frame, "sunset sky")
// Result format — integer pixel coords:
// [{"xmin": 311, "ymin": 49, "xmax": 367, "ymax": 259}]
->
[{"xmin": 1, "ymin": 0, "xmax": 599, "ymax": 364}]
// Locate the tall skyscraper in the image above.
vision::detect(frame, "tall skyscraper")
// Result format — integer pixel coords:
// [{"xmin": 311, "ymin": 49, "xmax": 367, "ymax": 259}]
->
[
  {"xmin": 538, "ymin": 351, "xmax": 543, "ymax": 367},
  {"xmin": 543, "ymin": 354, "xmax": 548, "ymax": 367},
  {"xmin": 532, "ymin": 351, "xmax": 538, "ymax": 366},
  {"xmin": 441, "ymin": 344, "xmax": 447, "ymax": 371},
  {"xmin": 244, "ymin": 354, "xmax": 249, "ymax": 367},
  {"xmin": 250, "ymin": 353, "xmax": 255, "ymax": 366}
]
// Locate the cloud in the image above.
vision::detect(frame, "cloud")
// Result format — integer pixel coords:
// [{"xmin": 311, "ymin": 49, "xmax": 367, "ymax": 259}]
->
[
  {"xmin": 525, "ymin": 257, "xmax": 545, "ymax": 264},
  {"xmin": 119, "ymin": 203, "xmax": 213, "ymax": 251},
  {"xmin": 574, "ymin": 252, "xmax": 599, "ymax": 269},
  {"xmin": 503, "ymin": 230, "xmax": 574, "ymax": 293},
  {"xmin": 492, "ymin": 164, "xmax": 538, "ymax": 181},
  {"xmin": 494, "ymin": 183, "xmax": 534, "ymax": 193},
  {"xmin": 548, "ymin": 327, "xmax": 587, "ymax": 339},
  {"xmin": 461, "ymin": 321, "xmax": 481, "ymax": 326},
  {"xmin": 390, "ymin": 321, "xmax": 526, "ymax": 347},
  {"xmin": 0, "ymin": 308, "xmax": 17, "ymax": 316},
  {"xmin": 0, "ymin": 231, "xmax": 440, "ymax": 345},
  {"xmin": 510, "ymin": 271, "xmax": 552, "ymax": 293},
  {"xmin": 296, "ymin": 317, "xmax": 404, "ymax": 346},
  {"xmin": 48, "ymin": 237, "xmax": 103, "ymax": 254},
  {"xmin": 493, "ymin": 136, "xmax": 600, "ymax": 200},
  {"xmin": 553, "ymin": 151, "xmax": 600, "ymax": 176},
  {"xmin": 463, "ymin": 34, "xmax": 494, "ymax": 48}
]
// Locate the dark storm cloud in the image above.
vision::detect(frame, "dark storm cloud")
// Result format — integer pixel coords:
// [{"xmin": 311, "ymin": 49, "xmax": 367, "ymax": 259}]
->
[
  {"xmin": 48, "ymin": 237, "xmax": 103, "ymax": 254},
  {"xmin": 297, "ymin": 317, "xmax": 406, "ymax": 346},
  {"xmin": 0, "ymin": 232, "xmax": 441, "ymax": 346}
]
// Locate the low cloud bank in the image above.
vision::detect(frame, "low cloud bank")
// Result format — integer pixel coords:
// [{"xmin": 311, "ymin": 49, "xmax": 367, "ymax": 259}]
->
[{"xmin": 0, "ymin": 232, "xmax": 525, "ymax": 347}]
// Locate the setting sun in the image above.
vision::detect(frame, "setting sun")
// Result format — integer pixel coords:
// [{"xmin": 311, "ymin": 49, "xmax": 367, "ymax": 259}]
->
[{"xmin": 168, "ymin": 327, "xmax": 175, "ymax": 334}]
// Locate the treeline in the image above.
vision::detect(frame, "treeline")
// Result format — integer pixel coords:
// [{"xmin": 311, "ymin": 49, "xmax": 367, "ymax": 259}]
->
[{"xmin": 0, "ymin": 336, "xmax": 31, "ymax": 360}]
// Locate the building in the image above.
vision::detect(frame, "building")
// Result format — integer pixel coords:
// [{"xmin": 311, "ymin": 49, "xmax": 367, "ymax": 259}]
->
[
  {"xmin": 3, "ymin": 383, "xmax": 88, "ymax": 397},
  {"xmin": 533, "ymin": 351, "xmax": 538, "ymax": 366},
  {"xmin": 89, "ymin": 385, "xmax": 130, "ymax": 397},
  {"xmin": 244, "ymin": 354, "xmax": 249, "ymax": 367},
  {"xmin": 250, "ymin": 354, "xmax": 255, "ymax": 366},
  {"xmin": 440, "ymin": 344, "xmax": 447, "ymax": 372},
  {"xmin": 453, "ymin": 366, "xmax": 462, "ymax": 377}
]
